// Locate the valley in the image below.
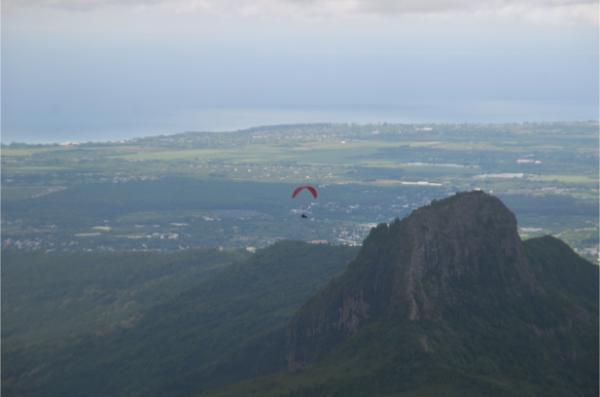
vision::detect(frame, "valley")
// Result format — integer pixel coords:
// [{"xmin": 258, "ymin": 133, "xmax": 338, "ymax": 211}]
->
[{"xmin": 2, "ymin": 122, "xmax": 598, "ymax": 261}]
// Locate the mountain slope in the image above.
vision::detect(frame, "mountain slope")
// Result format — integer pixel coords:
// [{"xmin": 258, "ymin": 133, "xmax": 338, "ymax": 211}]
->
[
  {"xmin": 4, "ymin": 192, "xmax": 596, "ymax": 397},
  {"xmin": 2, "ymin": 249, "xmax": 246, "ymax": 349},
  {"xmin": 2, "ymin": 241, "xmax": 358, "ymax": 397},
  {"xmin": 205, "ymin": 191, "xmax": 598, "ymax": 397}
]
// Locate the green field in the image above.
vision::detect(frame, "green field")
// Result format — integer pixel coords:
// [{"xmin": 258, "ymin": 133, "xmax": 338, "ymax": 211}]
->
[{"xmin": 2, "ymin": 122, "xmax": 598, "ymax": 260}]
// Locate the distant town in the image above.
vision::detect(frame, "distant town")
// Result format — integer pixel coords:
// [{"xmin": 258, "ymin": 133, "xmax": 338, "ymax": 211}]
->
[{"xmin": 2, "ymin": 122, "xmax": 598, "ymax": 262}]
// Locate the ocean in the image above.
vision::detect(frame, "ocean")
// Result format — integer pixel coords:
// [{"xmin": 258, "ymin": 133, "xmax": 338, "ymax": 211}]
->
[{"xmin": 2, "ymin": 101, "xmax": 597, "ymax": 144}]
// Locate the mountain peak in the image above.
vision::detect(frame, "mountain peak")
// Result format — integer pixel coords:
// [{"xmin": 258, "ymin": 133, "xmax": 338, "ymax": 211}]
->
[
  {"xmin": 287, "ymin": 190, "xmax": 538, "ymax": 370},
  {"xmin": 364, "ymin": 190, "xmax": 517, "ymax": 248},
  {"xmin": 358, "ymin": 190, "xmax": 534, "ymax": 317}
]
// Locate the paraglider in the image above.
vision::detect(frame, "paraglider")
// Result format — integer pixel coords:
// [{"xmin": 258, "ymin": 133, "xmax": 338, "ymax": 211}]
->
[
  {"xmin": 292, "ymin": 185, "xmax": 318, "ymax": 219},
  {"xmin": 291, "ymin": 185, "xmax": 318, "ymax": 199}
]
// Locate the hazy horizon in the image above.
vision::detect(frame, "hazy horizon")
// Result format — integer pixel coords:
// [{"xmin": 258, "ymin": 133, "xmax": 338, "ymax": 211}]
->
[
  {"xmin": 2, "ymin": 0, "xmax": 598, "ymax": 143},
  {"xmin": 2, "ymin": 103, "xmax": 599, "ymax": 144}
]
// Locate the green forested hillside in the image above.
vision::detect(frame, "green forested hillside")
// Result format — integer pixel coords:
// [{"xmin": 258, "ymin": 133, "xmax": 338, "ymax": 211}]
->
[
  {"xmin": 2, "ymin": 194, "xmax": 597, "ymax": 397},
  {"xmin": 2, "ymin": 241, "xmax": 358, "ymax": 397},
  {"xmin": 2, "ymin": 249, "xmax": 247, "ymax": 348}
]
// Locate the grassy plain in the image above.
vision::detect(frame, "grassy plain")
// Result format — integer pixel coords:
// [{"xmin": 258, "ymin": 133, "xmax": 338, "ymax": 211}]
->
[{"xmin": 2, "ymin": 122, "xmax": 598, "ymax": 260}]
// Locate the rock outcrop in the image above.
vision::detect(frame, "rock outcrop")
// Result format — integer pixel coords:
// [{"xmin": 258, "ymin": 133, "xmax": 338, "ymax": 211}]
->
[{"xmin": 288, "ymin": 191, "xmax": 544, "ymax": 370}]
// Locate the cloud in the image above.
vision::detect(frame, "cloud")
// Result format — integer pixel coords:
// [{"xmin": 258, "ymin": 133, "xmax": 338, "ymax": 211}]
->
[
  {"xmin": 4, "ymin": 0, "xmax": 185, "ymax": 11},
  {"xmin": 295, "ymin": 0, "xmax": 599, "ymax": 24},
  {"xmin": 4, "ymin": 0, "xmax": 598, "ymax": 24},
  {"xmin": 361, "ymin": 0, "xmax": 598, "ymax": 21},
  {"xmin": 355, "ymin": 0, "xmax": 597, "ymax": 13}
]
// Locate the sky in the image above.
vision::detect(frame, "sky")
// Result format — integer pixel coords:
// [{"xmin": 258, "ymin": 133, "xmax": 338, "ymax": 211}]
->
[{"xmin": 1, "ymin": 0, "xmax": 599, "ymax": 142}]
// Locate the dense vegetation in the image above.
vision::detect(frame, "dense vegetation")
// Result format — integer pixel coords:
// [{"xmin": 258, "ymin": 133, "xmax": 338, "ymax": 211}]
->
[
  {"xmin": 2, "ymin": 241, "xmax": 358, "ymax": 397},
  {"xmin": 3, "ymin": 207, "xmax": 597, "ymax": 396},
  {"xmin": 2, "ymin": 248, "xmax": 248, "ymax": 348}
]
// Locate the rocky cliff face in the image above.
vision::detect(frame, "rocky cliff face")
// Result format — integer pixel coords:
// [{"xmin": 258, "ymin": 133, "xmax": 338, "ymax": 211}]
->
[
  {"xmin": 198, "ymin": 191, "xmax": 596, "ymax": 397},
  {"xmin": 287, "ymin": 191, "xmax": 541, "ymax": 370}
]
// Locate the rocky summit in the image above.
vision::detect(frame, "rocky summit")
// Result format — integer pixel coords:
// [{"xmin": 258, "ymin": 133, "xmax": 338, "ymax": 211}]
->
[
  {"xmin": 288, "ymin": 191, "xmax": 533, "ymax": 367},
  {"xmin": 281, "ymin": 191, "xmax": 597, "ymax": 397}
]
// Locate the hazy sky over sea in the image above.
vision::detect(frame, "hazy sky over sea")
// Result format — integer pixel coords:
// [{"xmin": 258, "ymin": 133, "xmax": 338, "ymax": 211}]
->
[{"xmin": 2, "ymin": 0, "xmax": 598, "ymax": 142}]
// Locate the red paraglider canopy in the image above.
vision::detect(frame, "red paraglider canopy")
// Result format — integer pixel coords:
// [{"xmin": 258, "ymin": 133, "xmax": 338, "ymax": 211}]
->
[{"xmin": 292, "ymin": 185, "xmax": 318, "ymax": 199}]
